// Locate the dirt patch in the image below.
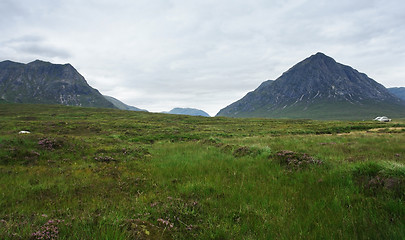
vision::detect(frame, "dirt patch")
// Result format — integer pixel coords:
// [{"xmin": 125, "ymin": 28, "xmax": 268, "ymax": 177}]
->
[
  {"xmin": 367, "ymin": 127, "xmax": 405, "ymax": 133},
  {"xmin": 335, "ymin": 127, "xmax": 405, "ymax": 135}
]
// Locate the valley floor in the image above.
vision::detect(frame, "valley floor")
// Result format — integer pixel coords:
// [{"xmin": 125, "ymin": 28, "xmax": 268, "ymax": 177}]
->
[{"xmin": 0, "ymin": 104, "xmax": 404, "ymax": 239}]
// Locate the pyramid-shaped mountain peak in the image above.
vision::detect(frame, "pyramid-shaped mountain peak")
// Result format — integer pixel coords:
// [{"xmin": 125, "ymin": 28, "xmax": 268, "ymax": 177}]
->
[
  {"xmin": 217, "ymin": 53, "xmax": 405, "ymax": 120},
  {"xmin": 286, "ymin": 52, "xmax": 336, "ymax": 72},
  {"xmin": 313, "ymin": 52, "xmax": 329, "ymax": 58},
  {"xmin": 308, "ymin": 52, "xmax": 336, "ymax": 63}
]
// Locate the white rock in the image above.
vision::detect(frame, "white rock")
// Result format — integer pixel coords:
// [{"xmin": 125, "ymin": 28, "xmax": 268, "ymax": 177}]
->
[{"xmin": 18, "ymin": 130, "xmax": 31, "ymax": 134}]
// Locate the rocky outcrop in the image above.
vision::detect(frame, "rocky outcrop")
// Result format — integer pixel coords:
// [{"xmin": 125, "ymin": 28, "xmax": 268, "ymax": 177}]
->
[{"xmin": 0, "ymin": 60, "xmax": 115, "ymax": 108}]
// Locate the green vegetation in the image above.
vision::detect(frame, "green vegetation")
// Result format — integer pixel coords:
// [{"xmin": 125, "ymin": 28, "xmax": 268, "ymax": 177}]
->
[
  {"xmin": 103, "ymin": 95, "xmax": 145, "ymax": 112},
  {"xmin": 1, "ymin": 103, "xmax": 404, "ymax": 239},
  {"xmin": 227, "ymin": 100, "xmax": 405, "ymax": 120}
]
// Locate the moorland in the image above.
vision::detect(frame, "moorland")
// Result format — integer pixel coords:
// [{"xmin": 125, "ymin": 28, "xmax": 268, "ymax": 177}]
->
[{"xmin": 0, "ymin": 103, "xmax": 404, "ymax": 239}]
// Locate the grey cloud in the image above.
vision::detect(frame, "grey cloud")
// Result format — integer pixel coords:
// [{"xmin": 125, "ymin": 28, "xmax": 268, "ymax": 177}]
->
[
  {"xmin": 17, "ymin": 44, "xmax": 71, "ymax": 59},
  {"xmin": 1, "ymin": 0, "xmax": 404, "ymax": 114},
  {"xmin": 0, "ymin": 0, "xmax": 26, "ymax": 21},
  {"xmin": 2, "ymin": 35, "xmax": 71, "ymax": 59}
]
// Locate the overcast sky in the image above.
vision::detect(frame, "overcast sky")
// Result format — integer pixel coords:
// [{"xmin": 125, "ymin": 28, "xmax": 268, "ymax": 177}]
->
[{"xmin": 1, "ymin": 0, "xmax": 404, "ymax": 115}]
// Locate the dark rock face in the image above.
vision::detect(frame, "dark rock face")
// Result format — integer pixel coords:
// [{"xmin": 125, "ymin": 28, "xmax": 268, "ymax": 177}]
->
[
  {"xmin": 0, "ymin": 60, "xmax": 115, "ymax": 108},
  {"xmin": 217, "ymin": 53, "xmax": 405, "ymax": 119}
]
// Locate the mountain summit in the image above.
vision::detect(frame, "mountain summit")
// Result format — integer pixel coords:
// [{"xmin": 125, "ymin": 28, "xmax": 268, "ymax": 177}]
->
[
  {"xmin": 217, "ymin": 53, "xmax": 405, "ymax": 119},
  {"xmin": 0, "ymin": 60, "xmax": 115, "ymax": 108}
]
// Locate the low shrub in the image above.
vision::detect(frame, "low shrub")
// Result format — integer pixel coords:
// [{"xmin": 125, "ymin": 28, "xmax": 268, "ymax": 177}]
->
[{"xmin": 274, "ymin": 150, "xmax": 323, "ymax": 170}]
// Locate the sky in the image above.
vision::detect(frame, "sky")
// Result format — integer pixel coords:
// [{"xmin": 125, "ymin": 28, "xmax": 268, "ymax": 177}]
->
[{"xmin": 1, "ymin": 0, "xmax": 404, "ymax": 116}]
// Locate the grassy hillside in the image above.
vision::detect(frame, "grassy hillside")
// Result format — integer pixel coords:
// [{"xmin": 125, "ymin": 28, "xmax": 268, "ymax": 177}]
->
[
  {"xmin": 229, "ymin": 100, "xmax": 405, "ymax": 120},
  {"xmin": 103, "ymin": 95, "xmax": 146, "ymax": 112},
  {"xmin": 1, "ymin": 103, "xmax": 404, "ymax": 239}
]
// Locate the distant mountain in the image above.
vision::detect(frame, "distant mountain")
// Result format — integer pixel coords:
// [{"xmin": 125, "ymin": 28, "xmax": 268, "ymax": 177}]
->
[
  {"xmin": 217, "ymin": 52, "xmax": 405, "ymax": 120},
  {"xmin": 388, "ymin": 87, "xmax": 405, "ymax": 101},
  {"xmin": 0, "ymin": 60, "xmax": 115, "ymax": 108},
  {"xmin": 167, "ymin": 108, "xmax": 210, "ymax": 117},
  {"xmin": 103, "ymin": 95, "xmax": 147, "ymax": 112}
]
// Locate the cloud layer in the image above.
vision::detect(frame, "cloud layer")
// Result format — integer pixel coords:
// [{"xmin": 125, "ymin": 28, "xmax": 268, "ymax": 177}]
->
[{"xmin": 1, "ymin": 0, "xmax": 404, "ymax": 115}]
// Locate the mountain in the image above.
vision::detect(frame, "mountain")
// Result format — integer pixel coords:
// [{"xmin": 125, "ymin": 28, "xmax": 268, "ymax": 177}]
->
[
  {"xmin": 103, "ymin": 95, "xmax": 147, "ymax": 111},
  {"xmin": 0, "ymin": 60, "xmax": 115, "ymax": 108},
  {"xmin": 217, "ymin": 53, "xmax": 405, "ymax": 120},
  {"xmin": 388, "ymin": 87, "xmax": 405, "ymax": 101},
  {"xmin": 167, "ymin": 108, "xmax": 210, "ymax": 117}
]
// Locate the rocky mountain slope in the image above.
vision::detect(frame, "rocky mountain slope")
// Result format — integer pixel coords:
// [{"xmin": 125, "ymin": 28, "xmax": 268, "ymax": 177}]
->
[
  {"xmin": 0, "ymin": 60, "xmax": 115, "ymax": 108},
  {"xmin": 388, "ymin": 87, "xmax": 405, "ymax": 101},
  {"xmin": 103, "ymin": 95, "xmax": 147, "ymax": 111},
  {"xmin": 217, "ymin": 53, "xmax": 405, "ymax": 120}
]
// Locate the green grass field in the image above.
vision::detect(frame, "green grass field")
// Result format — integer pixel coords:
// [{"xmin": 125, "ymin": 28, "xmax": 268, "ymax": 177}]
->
[{"xmin": 1, "ymin": 103, "xmax": 404, "ymax": 239}]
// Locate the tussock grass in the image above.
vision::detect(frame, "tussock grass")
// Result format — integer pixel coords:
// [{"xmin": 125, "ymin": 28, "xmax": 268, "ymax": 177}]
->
[{"xmin": 0, "ymin": 103, "xmax": 404, "ymax": 239}]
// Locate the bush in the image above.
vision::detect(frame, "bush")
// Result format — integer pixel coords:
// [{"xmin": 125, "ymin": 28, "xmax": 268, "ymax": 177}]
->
[{"xmin": 274, "ymin": 150, "xmax": 323, "ymax": 170}]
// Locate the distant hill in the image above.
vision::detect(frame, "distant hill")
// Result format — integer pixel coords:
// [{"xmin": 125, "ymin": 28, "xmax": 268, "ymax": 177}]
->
[
  {"xmin": 0, "ymin": 60, "xmax": 115, "ymax": 108},
  {"xmin": 103, "ymin": 95, "xmax": 147, "ymax": 112},
  {"xmin": 167, "ymin": 108, "xmax": 210, "ymax": 117},
  {"xmin": 217, "ymin": 52, "xmax": 405, "ymax": 120},
  {"xmin": 388, "ymin": 87, "xmax": 405, "ymax": 101}
]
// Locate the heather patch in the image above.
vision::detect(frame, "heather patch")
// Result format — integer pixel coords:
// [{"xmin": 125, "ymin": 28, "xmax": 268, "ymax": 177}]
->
[
  {"xmin": 38, "ymin": 137, "xmax": 63, "ymax": 150},
  {"xmin": 31, "ymin": 219, "xmax": 64, "ymax": 240},
  {"xmin": 274, "ymin": 150, "xmax": 323, "ymax": 170}
]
